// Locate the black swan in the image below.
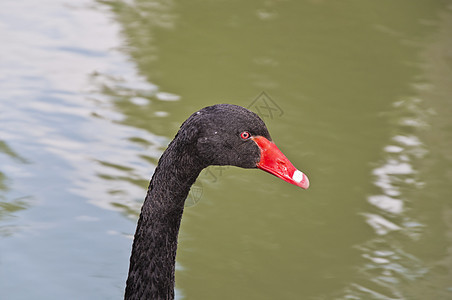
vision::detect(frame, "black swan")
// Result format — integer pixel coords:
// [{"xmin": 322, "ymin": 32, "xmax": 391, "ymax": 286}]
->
[{"xmin": 125, "ymin": 104, "xmax": 309, "ymax": 299}]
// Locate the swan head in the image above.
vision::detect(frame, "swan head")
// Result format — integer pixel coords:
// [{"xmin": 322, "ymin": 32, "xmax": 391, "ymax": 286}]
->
[{"xmin": 178, "ymin": 104, "xmax": 309, "ymax": 189}]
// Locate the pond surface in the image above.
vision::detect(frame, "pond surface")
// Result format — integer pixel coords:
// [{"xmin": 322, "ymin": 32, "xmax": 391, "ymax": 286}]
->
[{"xmin": 1, "ymin": 0, "xmax": 452, "ymax": 299}]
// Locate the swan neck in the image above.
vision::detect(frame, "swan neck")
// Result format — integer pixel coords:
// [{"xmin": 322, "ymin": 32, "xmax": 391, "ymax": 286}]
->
[{"xmin": 125, "ymin": 141, "xmax": 203, "ymax": 300}]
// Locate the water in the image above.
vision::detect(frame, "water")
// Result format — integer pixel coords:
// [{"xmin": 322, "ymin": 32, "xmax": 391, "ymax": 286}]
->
[{"xmin": 1, "ymin": 0, "xmax": 452, "ymax": 299}]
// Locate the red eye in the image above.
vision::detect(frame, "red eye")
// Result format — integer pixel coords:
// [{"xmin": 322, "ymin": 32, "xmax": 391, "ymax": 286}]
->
[{"xmin": 240, "ymin": 131, "xmax": 251, "ymax": 140}]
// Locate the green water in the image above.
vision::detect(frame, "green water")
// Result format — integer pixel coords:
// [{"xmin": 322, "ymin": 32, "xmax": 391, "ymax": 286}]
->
[{"xmin": 1, "ymin": 0, "xmax": 451, "ymax": 299}]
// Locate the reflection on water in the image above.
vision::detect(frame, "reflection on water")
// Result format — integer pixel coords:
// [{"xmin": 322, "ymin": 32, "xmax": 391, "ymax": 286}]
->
[
  {"xmin": 347, "ymin": 5, "xmax": 452, "ymax": 299},
  {"xmin": 0, "ymin": 0, "xmax": 161, "ymax": 298},
  {"xmin": 349, "ymin": 97, "xmax": 429, "ymax": 299},
  {"xmin": 0, "ymin": 140, "xmax": 31, "ymax": 236}
]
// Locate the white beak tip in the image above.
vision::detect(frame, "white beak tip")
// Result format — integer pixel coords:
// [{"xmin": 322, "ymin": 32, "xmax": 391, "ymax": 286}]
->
[
  {"xmin": 292, "ymin": 169, "xmax": 309, "ymax": 189},
  {"xmin": 292, "ymin": 170, "xmax": 304, "ymax": 183}
]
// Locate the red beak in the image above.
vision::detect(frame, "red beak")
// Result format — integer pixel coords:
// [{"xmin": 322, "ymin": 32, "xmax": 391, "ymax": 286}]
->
[{"xmin": 252, "ymin": 136, "xmax": 309, "ymax": 189}]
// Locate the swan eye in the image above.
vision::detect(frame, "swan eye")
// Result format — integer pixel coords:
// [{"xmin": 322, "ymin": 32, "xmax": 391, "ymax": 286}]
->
[{"xmin": 240, "ymin": 131, "xmax": 251, "ymax": 140}]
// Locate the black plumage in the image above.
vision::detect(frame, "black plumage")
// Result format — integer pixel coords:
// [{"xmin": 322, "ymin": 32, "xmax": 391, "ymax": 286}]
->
[{"xmin": 125, "ymin": 104, "xmax": 303, "ymax": 300}]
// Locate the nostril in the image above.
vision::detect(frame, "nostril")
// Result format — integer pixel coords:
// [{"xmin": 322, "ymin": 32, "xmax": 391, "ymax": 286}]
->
[
  {"xmin": 277, "ymin": 159, "xmax": 286, "ymax": 165},
  {"xmin": 276, "ymin": 159, "xmax": 287, "ymax": 172}
]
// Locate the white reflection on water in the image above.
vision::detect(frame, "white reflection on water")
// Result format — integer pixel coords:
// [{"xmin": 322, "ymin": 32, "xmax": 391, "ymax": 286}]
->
[
  {"xmin": 350, "ymin": 96, "xmax": 430, "ymax": 299},
  {"xmin": 0, "ymin": 0, "xmax": 176, "ymax": 214},
  {"xmin": 350, "ymin": 7, "xmax": 452, "ymax": 297},
  {"xmin": 362, "ymin": 213, "xmax": 401, "ymax": 235},
  {"xmin": 0, "ymin": 0, "xmax": 178, "ymax": 298},
  {"xmin": 367, "ymin": 195, "xmax": 403, "ymax": 215},
  {"xmin": 367, "ymin": 97, "xmax": 427, "ymax": 221}
]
